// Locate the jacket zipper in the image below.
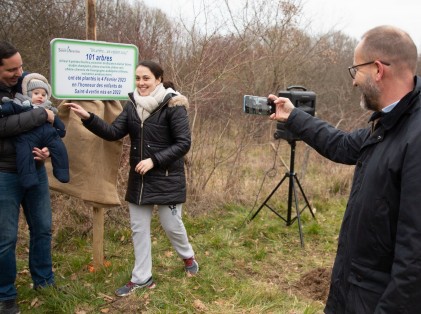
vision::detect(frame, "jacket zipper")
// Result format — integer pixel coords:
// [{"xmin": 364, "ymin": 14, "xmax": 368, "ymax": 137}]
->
[
  {"xmin": 133, "ymin": 97, "xmax": 171, "ymax": 204},
  {"xmin": 139, "ymin": 118, "xmax": 144, "ymax": 204}
]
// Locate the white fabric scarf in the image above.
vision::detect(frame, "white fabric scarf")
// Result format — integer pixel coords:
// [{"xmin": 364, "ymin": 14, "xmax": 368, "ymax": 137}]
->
[{"xmin": 133, "ymin": 83, "xmax": 168, "ymax": 122}]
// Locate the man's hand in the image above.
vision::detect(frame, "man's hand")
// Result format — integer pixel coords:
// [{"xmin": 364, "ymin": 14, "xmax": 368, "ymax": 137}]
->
[
  {"xmin": 45, "ymin": 109, "xmax": 55, "ymax": 124},
  {"xmin": 33, "ymin": 147, "xmax": 50, "ymax": 161},
  {"xmin": 268, "ymin": 94, "xmax": 295, "ymax": 122}
]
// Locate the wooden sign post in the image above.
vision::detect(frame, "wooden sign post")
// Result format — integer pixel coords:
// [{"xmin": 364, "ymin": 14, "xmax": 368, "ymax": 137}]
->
[{"xmin": 86, "ymin": 0, "xmax": 104, "ymax": 269}]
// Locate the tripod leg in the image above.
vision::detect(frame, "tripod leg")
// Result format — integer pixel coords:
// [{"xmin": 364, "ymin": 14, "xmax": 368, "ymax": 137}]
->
[
  {"xmin": 294, "ymin": 176, "xmax": 315, "ymax": 219},
  {"xmin": 291, "ymin": 179, "xmax": 305, "ymax": 248},
  {"xmin": 247, "ymin": 174, "xmax": 288, "ymax": 222}
]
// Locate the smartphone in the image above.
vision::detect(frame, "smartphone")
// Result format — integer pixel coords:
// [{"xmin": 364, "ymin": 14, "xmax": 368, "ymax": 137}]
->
[{"xmin": 243, "ymin": 95, "xmax": 275, "ymax": 115}]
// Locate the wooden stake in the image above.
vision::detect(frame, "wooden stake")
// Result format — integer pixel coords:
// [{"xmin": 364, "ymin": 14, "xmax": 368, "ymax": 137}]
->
[
  {"xmin": 86, "ymin": 0, "xmax": 97, "ymax": 41},
  {"xmin": 86, "ymin": 0, "xmax": 104, "ymax": 269},
  {"xmin": 92, "ymin": 207, "xmax": 104, "ymax": 268}
]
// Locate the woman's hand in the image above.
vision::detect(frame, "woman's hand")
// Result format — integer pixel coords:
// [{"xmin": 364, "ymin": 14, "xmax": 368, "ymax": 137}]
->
[
  {"xmin": 63, "ymin": 102, "xmax": 91, "ymax": 120},
  {"xmin": 33, "ymin": 147, "xmax": 50, "ymax": 161},
  {"xmin": 135, "ymin": 158, "xmax": 154, "ymax": 175}
]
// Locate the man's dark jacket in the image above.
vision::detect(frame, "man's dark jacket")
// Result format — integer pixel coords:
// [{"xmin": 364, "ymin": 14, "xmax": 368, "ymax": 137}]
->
[
  {"xmin": 285, "ymin": 76, "xmax": 421, "ymax": 313},
  {"xmin": 0, "ymin": 81, "xmax": 48, "ymax": 173},
  {"xmin": 82, "ymin": 93, "xmax": 191, "ymax": 205}
]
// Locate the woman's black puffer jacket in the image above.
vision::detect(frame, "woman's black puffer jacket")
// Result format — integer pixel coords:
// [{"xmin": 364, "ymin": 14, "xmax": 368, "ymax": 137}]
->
[{"xmin": 82, "ymin": 93, "xmax": 191, "ymax": 205}]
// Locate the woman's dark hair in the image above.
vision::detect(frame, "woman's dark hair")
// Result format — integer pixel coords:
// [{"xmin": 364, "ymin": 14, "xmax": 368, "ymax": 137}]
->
[
  {"xmin": 137, "ymin": 60, "xmax": 176, "ymax": 90},
  {"xmin": 0, "ymin": 41, "xmax": 18, "ymax": 66}
]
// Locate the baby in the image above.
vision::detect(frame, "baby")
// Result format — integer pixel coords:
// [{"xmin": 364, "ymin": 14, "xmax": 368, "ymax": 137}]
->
[{"xmin": 0, "ymin": 73, "xmax": 69, "ymax": 188}]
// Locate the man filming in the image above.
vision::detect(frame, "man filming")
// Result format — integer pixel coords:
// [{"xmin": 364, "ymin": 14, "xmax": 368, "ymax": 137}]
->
[{"xmin": 269, "ymin": 25, "xmax": 421, "ymax": 313}]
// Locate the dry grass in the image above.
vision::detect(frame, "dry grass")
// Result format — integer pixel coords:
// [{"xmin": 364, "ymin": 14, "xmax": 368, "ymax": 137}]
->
[{"xmin": 18, "ymin": 134, "xmax": 354, "ymax": 253}]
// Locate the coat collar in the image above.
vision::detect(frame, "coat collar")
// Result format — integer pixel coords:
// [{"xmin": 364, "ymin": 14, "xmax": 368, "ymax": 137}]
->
[{"xmin": 378, "ymin": 76, "xmax": 421, "ymax": 131}]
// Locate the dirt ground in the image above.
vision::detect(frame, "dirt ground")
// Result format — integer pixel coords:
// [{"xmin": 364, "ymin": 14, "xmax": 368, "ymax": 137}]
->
[{"xmin": 295, "ymin": 267, "xmax": 331, "ymax": 302}]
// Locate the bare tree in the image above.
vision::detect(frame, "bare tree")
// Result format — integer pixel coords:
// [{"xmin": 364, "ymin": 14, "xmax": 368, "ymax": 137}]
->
[{"xmin": 0, "ymin": 0, "xmax": 85, "ymax": 74}]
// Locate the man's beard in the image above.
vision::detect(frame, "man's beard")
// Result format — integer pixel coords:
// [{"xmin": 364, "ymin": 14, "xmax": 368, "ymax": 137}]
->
[{"xmin": 359, "ymin": 76, "xmax": 380, "ymax": 111}]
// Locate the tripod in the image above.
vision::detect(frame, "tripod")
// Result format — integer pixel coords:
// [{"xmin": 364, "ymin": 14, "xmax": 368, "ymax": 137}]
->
[{"xmin": 248, "ymin": 140, "xmax": 315, "ymax": 247}]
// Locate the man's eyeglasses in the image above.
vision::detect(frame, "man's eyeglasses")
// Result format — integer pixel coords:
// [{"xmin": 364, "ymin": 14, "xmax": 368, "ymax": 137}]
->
[{"xmin": 348, "ymin": 60, "xmax": 391, "ymax": 79}]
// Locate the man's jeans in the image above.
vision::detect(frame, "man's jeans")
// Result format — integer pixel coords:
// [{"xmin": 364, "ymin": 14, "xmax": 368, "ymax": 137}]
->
[{"xmin": 0, "ymin": 166, "xmax": 54, "ymax": 301}]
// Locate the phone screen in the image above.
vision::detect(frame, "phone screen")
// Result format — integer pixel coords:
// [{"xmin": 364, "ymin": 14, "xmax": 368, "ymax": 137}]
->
[{"xmin": 243, "ymin": 95, "xmax": 275, "ymax": 115}]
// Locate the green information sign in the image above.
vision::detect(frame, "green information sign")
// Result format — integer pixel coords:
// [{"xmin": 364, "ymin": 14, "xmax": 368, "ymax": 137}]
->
[{"xmin": 50, "ymin": 38, "xmax": 138, "ymax": 100}]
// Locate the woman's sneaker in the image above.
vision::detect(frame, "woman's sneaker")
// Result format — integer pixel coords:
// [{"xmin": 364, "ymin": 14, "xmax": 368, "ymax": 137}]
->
[
  {"xmin": 114, "ymin": 277, "xmax": 155, "ymax": 297},
  {"xmin": 184, "ymin": 257, "xmax": 199, "ymax": 275}
]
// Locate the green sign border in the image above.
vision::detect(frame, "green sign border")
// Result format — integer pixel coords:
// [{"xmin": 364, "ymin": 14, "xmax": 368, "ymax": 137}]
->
[{"xmin": 50, "ymin": 38, "xmax": 138, "ymax": 100}]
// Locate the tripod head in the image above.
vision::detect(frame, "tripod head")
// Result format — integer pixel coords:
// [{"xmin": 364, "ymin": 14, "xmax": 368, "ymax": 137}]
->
[{"xmin": 273, "ymin": 86, "xmax": 316, "ymax": 141}]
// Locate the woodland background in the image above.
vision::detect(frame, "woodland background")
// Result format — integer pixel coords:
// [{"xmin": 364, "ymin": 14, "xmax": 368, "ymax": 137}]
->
[{"xmin": 2, "ymin": 0, "xmax": 369, "ymax": 207}]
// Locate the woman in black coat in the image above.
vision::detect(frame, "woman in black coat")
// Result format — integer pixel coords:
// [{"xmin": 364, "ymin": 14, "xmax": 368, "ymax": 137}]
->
[{"xmin": 65, "ymin": 60, "xmax": 198, "ymax": 297}]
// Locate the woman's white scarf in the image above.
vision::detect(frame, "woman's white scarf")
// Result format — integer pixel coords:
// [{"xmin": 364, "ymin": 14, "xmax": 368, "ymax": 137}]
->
[{"xmin": 133, "ymin": 83, "xmax": 172, "ymax": 122}]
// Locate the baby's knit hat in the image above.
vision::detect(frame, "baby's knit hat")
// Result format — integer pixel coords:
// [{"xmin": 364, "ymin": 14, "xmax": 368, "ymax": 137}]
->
[{"xmin": 22, "ymin": 73, "xmax": 52, "ymax": 99}]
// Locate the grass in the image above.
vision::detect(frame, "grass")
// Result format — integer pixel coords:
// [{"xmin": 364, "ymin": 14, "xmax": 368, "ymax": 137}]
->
[{"xmin": 14, "ymin": 193, "xmax": 347, "ymax": 313}]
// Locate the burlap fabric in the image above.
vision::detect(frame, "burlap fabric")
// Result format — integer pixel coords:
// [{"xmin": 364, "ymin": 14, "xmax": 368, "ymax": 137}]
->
[{"xmin": 46, "ymin": 100, "xmax": 124, "ymax": 207}]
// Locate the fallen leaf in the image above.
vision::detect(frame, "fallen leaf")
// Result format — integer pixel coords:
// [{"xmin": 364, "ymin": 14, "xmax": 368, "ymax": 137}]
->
[
  {"xmin": 97, "ymin": 292, "xmax": 114, "ymax": 302},
  {"xmin": 193, "ymin": 299, "xmax": 207, "ymax": 311},
  {"xmin": 30, "ymin": 297, "xmax": 38, "ymax": 307}
]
